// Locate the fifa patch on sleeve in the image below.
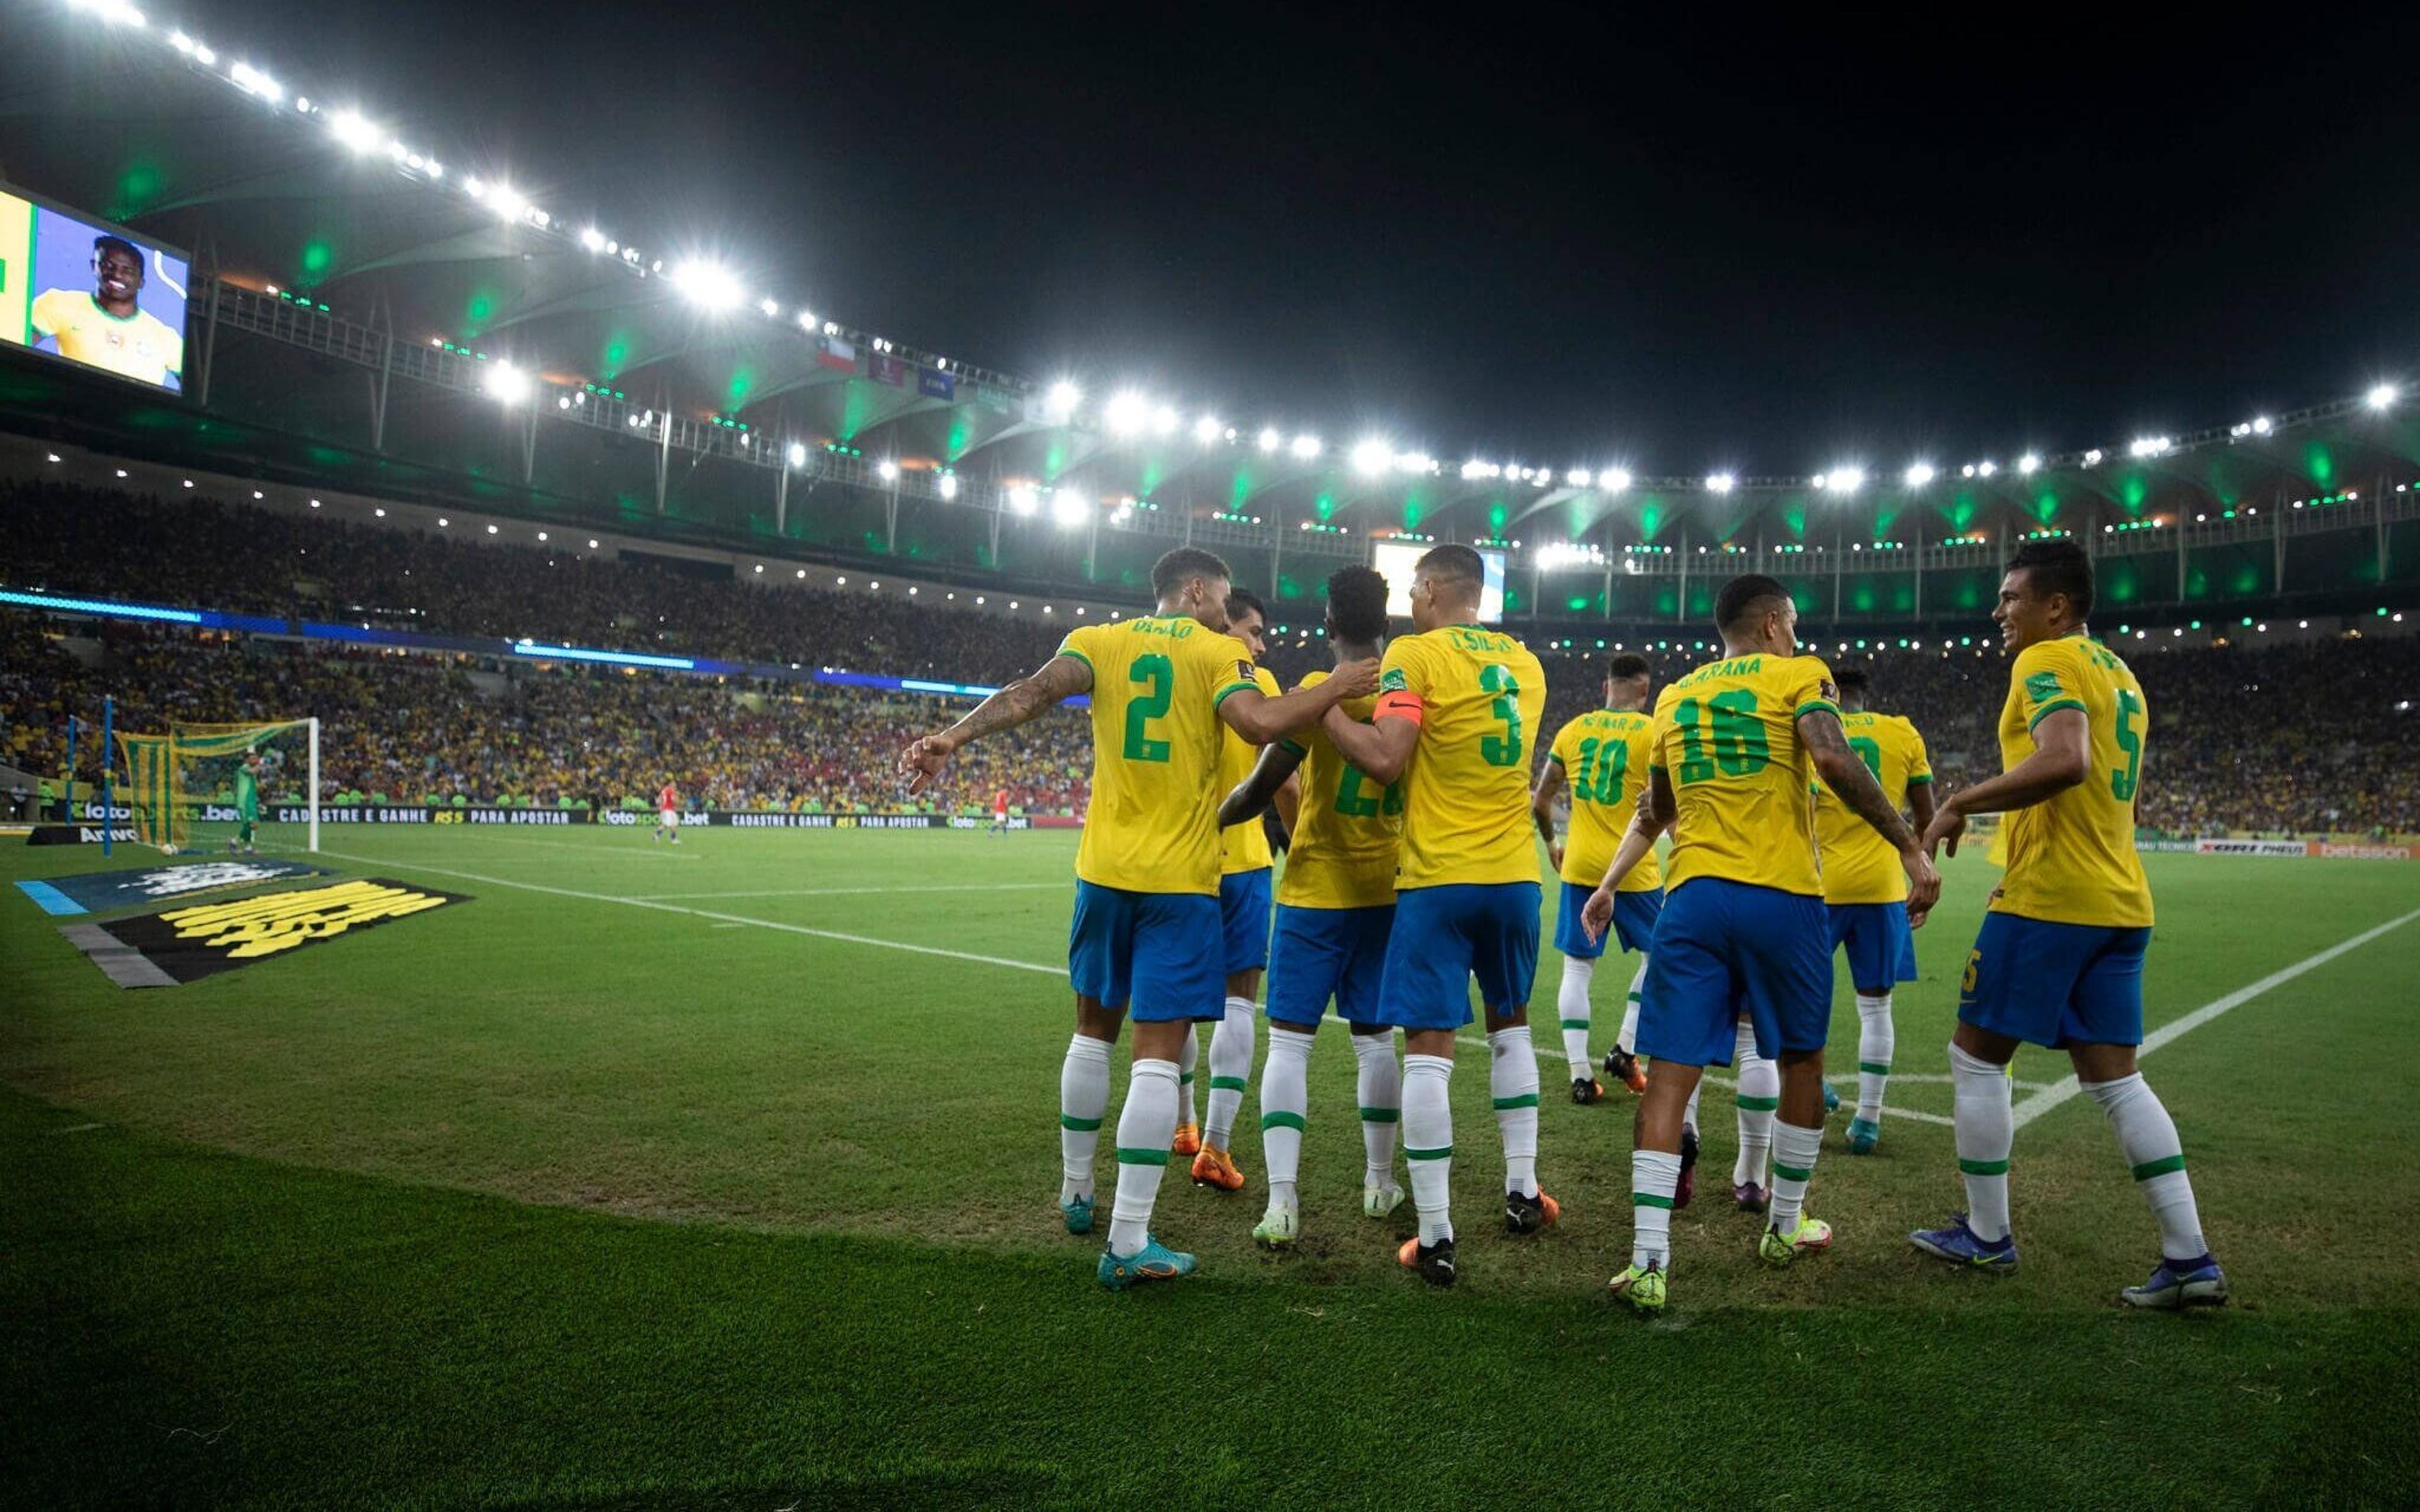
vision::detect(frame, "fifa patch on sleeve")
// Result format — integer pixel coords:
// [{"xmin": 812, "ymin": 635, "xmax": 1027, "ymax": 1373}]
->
[
  {"xmin": 2025, "ymin": 672, "xmax": 2063, "ymax": 702},
  {"xmin": 1379, "ymin": 668, "xmax": 1409, "ymax": 693},
  {"xmin": 1236, "ymin": 659, "xmax": 1258, "ymax": 682}
]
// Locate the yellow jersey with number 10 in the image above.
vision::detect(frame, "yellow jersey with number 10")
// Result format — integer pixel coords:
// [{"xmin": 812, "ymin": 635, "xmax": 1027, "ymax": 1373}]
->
[
  {"xmin": 1218, "ymin": 665, "xmax": 1284, "ymax": 874},
  {"xmin": 1812, "ymin": 711, "xmax": 1932, "ymax": 904},
  {"xmin": 1274, "ymin": 669, "xmax": 1403, "ymax": 910},
  {"xmin": 1649, "ymin": 652, "xmax": 1837, "ymax": 898},
  {"xmin": 1991, "ymin": 633, "xmax": 2155, "ymax": 928},
  {"xmin": 1057, "ymin": 616, "xmax": 1262, "ymax": 896},
  {"xmin": 1546, "ymin": 709, "xmax": 1662, "ymax": 891},
  {"xmin": 1378, "ymin": 625, "xmax": 1547, "ymax": 890}
]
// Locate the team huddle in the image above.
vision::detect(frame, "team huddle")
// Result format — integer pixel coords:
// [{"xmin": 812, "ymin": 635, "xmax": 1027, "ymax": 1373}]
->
[{"xmin": 898, "ymin": 538, "xmax": 2225, "ymax": 1312}]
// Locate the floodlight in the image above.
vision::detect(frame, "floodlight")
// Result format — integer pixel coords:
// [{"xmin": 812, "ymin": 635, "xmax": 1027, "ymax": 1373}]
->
[
  {"xmin": 877, "ymin": 459, "xmax": 901, "ymax": 482},
  {"xmin": 1052, "ymin": 488, "xmax": 1090, "ymax": 526},
  {"xmin": 785, "ymin": 442, "xmax": 805, "ymax": 466},
  {"xmin": 329, "ymin": 110, "xmax": 381, "ymax": 154},
  {"xmin": 1601, "ymin": 467, "xmax": 1632, "ymax": 493},
  {"xmin": 1194, "ymin": 415, "xmax": 1223, "ymax": 444},
  {"xmin": 2018, "ymin": 453, "xmax": 2041, "ymax": 474},
  {"xmin": 669, "ymin": 260, "xmax": 742, "ymax": 312},
  {"xmin": 1044, "ymin": 381, "xmax": 1081, "ymax": 420},
  {"xmin": 1008, "ymin": 485, "xmax": 1040, "ymax": 516},
  {"xmin": 2369, "ymin": 384, "xmax": 2399, "ymax": 411},
  {"xmin": 1566, "ymin": 468, "xmax": 1593, "ymax": 488},
  {"xmin": 1289, "ymin": 433, "xmax": 1322, "ymax": 460},
  {"xmin": 1705, "ymin": 472, "xmax": 1736, "ymax": 494},
  {"xmin": 1105, "ymin": 392, "xmax": 1150, "ymax": 437},
  {"xmin": 2250, "ymin": 415, "xmax": 2272, "ymax": 435},
  {"xmin": 1903, "ymin": 462, "xmax": 1935, "ymax": 488},
  {"xmin": 483, "ymin": 363, "xmax": 532, "ymax": 404},
  {"xmin": 758, "ymin": 297, "xmax": 780, "ymax": 318},
  {"xmin": 1351, "ymin": 438, "xmax": 1392, "ymax": 476},
  {"xmin": 1151, "ymin": 405, "xmax": 1179, "ymax": 437},
  {"xmin": 938, "ymin": 473, "xmax": 960, "ymax": 500},
  {"xmin": 1258, "ymin": 428, "xmax": 1284, "ymax": 453}
]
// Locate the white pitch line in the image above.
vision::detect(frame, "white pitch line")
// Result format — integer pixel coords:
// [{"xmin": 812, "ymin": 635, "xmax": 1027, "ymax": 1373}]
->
[
  {"xmin": 2010, "ymin": 905, "xmax": 2420, "ymax": 1130},
  {"xmin": 628, "ymin": 883, "xmax": 1067, "ymax": 902},
  {"xmin": 291, "ymin": 847, "xmax": 1064, "ymax": 976}
]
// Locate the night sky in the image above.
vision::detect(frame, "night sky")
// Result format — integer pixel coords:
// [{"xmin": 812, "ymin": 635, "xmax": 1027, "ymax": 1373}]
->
[{"xmin": 151, "ymin": 3, "xmax": 2420, "ymax": 470}]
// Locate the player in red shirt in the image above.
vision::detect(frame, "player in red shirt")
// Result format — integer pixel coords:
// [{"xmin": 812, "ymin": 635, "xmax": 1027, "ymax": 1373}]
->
[
  {"xmin": 990, "ymin": 786, "xmax": 1011, "ymax": 835},
  {"xmin": 654, "ymin": 781, "xmax": 681, "ymax": 844}
]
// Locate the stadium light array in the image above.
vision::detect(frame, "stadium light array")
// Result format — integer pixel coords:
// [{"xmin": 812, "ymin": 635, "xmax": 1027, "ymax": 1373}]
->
[
  {"xmin": 1043, "ymin": 382, "xmax": 1081, "ymax": 421},
  {"xmin": 1193, "ymin": 415, "xmax": 1223, "ymax": 445},
  {"xmin": 1289, "ymin": 433, "xmax": 1322, "ymax": 461},
  {"xmin": 1051, "ymin": 488, "xmax": 1089, "ymax": 526},
  {"xmin": 1903, "ymin": 462, "xmax": 1935, "ymax": 488},
  {"xmin": 2370, "ymin": 383, "xmax": 2400, "ymax": 411},
  {"xmin": 482, "ymin": 362, "xmax": 532, "ymax": 404},
  {"xmin": 938, "ymin": 472, "xmax": 959, "ymax": 500},
  {"xmin": 1105, "ymin": 392, "xmax": 1150, "ymax": 437},
  {"xmin": 1351, "ymin": 438, "xmax": 1393, "ymax": 477},
  {"xmin": 1705, "ymin": 472, "xmax": 1736, "ymax": 494},
  {"xmin": 1257, "ymin": 428, "xmax": 1284, "ymax": 454},
  {"xmin": 669, "ymin": 260, "xmax": 742, "ymax": 313},
  {"xmin": 1006, "ymin": 485, "xmax": 1040, "ymax": 517},
  {"xmin": 877, "ymin": 459, "xmax": 901, "ymax": 482}
]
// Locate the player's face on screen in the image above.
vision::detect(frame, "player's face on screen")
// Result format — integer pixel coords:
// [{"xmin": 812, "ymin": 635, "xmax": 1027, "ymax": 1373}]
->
[{"xmin": 95, "ymin": 246, "xmax": 144, "ymax": 311}]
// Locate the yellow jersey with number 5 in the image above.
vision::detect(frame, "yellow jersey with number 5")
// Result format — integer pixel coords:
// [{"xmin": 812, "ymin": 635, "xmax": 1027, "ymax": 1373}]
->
[
  {"xmin": 1812, "ymin": 711, "xmax": 1932, "ymax": 904},
  {"xmin": 1218, "ymin": 665, "xmax": 1284, "ymax": 874},
  {"xmin": 1377, "ymin": 625, "xmax": 1547, "ymax": 890},
  {"xmin": 1274, "ymin": 669, "xmax": 1403, "ymax": 910},
  {"xmin": 1991, "ymin": 634, "xmax": 2154, "ymax": 927},
  {"xmin": 1546, "ymin": 709, "xmax": 1662, "ymax": 891},
  {"xmin": 1649, "ymin": 653, "xmax": 1838, "ymax": 898},
  {"xmin": 1057, "ymin": 616, "xmax": 1262, "ymax": 896}
]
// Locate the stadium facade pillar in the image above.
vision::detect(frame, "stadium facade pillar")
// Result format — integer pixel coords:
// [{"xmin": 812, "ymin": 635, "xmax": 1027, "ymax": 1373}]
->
[
  {"xmin": 371, "ymin": 321, "xmax": 395, "ymax": 453},
  {"xmin": 775, "ymin": 465, "xmax": 790, "ymax": 536},
  {"xmin": 1676, "ymin": 530, "xmax": 1689, "ymax": 623},
  {"xmin": 2377, "ymin": 471, "xmax": 2392, "ymax": 582},
  {"xmin": 1084, "ymin": 508, "xmax": 1098, "ymax": 579},
  {"xmin": 654, "ymin": 405, "xmax": 672, "ymax": 515},
  {"xmin": 518, "ymin": 406, "xmax": 539, "ymax": 486},
  {"xmin": 194, "ymin": 263, "xmax": 223, "ymax": 410},
  {"xmin": 2177, "ymin": 510, "xmax": 2189, "ymax": 601},
  {"xmin": 886, "ymin": 476, "xmax": 901, "ymax": 554},
  {"xmin": 1833, "ymin": 525, "xmax": 1843, "ymax": 619},
  {"xmin": 2271, "ymin": 483, "xmax": 2286, "ymax": 597},
  {"xmin": 1601, "ymin": 518, "xmax": 1615, "ymax": 621}
]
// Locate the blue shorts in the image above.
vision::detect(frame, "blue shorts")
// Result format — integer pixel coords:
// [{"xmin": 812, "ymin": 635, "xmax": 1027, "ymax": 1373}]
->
[
  {"xmin": 1554, "ymin": 881, "xmax": 1663, "ymax": 959},
  {"xmin": 1265, "ymin": 903, "xmax": 1395, "ymax": 1031},
  {"xmin": 1068, "ymin": 881, "xmax": 1224, "ymax": 1023},
  {"xmin": 1959, "ymin": 911, "xmax": 2152, "ymax": 1049},
  {"xmin": 1637, "ymin": 878, "xmax": 1831, "ymax": 1066},
  {"xmin": 1374, "ymin": 882, "xmax": 1541, "ymax": 1031},
  {"xmin": 1219, "ymin": 868, "xmax": 1274, "ymax": 976},
  {"xmin": 1829, "ymin": 902, "xmax": 1918, "ymax": 990}
]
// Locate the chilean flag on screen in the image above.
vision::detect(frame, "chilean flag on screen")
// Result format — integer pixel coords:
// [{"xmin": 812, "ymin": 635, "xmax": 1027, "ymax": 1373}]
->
[{"xmin": 818, "ymin": 337, "xmax": 856, "ymax": 373}]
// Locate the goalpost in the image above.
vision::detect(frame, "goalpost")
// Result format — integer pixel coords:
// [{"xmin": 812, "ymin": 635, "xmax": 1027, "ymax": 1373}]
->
[{"xmin": 116, "ymin": 718, "xmax": 319, "ymax": 855}]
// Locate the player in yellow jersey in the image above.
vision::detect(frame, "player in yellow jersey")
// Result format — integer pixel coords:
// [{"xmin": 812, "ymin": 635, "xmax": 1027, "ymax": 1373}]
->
[
  {"xmin": 1812, "ymin": 667, "xmax": 1936, "ymax": 1157},
  {"xmin": 1913, "ymin": 539, "xmax": 2225, "ymax": 1307},
  {"xmin": 1186, "ymin": 589, "xmax": 1293, "ymax": 1191},
  {"xmin": 898, "ymin": 547, "xmax": 1376, "ymax": 1289},
  {"xmin": 1319, "ymin": 545, "xmax": 1550, "ymax": 1287},
  {"xmin": 1532, "ymin": 654, "xmax": 1664, "ymax": 1104},
  {"xmin": 1218, "ymin": 566, "xmax": 1407, "ymax": 1245},
  {"xmin": 1581, "ymin": 575, "xmax": 1939, "ymax": 1313},
  {"xmin": 30, "ymin": 236, "xmax": 184, "ymax": 390}
]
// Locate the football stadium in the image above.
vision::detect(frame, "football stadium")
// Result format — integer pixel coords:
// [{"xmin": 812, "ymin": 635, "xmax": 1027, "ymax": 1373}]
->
[{"xmin": 5, "ymin": 5, "xmax": 2419, "ymax": 1508}]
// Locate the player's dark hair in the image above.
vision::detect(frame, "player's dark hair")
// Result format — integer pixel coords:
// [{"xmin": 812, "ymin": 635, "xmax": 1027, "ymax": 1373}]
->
[
  {"xmin": 1605, "ymin": 653, "xmax": 1651, "ymax": 681},
  {"xmin": 1715, "ymin": 573, "xmax": 1790, "ymax": 635},
  {"xmin": 1835, "ymin": 667, "xmax": 1871, "ymax": 695},
  {"xmin": 1415, "ymin": 543, "xmax": 1485, "ymax": 593},
  {"xmin": 1224, "ymin": 588, "xmax": 1267, "ymax": 628},
  {"xmin": 1324, "ymin": 565, "xmax": 1389, "ymax": 643},
  {"xmin": 1151, "ymin": 547, "xmax": 1231, "ymax": 598},
  {"xmin": 2010, "ymin": 537, "xmax": 2095, "ymax": 619},
  {"xmin": 93, "ymin": 234, "xmax": 141, "ymax": 265}
]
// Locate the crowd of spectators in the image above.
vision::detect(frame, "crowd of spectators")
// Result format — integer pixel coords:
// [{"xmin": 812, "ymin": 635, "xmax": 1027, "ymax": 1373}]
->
[{"xmin": 3, "ymin": 478, "xmax": 2416, "ymax": 834}]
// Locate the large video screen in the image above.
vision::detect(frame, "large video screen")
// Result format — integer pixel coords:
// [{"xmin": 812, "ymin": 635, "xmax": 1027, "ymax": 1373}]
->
[
  {"xmin": 0, "ymin": 185, "xmax": 189, "ymax": 394},
  {"xmin": 1371, "ymin": 541, "xmax": 1507, "ymax": 623}
]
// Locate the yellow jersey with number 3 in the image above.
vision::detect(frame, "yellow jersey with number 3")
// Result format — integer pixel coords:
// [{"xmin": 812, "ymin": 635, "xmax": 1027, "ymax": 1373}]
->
[
  {"xmin": 1057, "ymin": 616, "xmax": 1262, "ymax": 896},
  {"xmin": 1546, "ymin": 709, "xmax": 1662, "ymax": 891},
  {"xmin": 1812, "ymin": 711, "xmax": 1932, "ymax": 904},
  {"xmin": 1274, "ymin": 669, "xmax": 1403, "ymax": 910},
  {"xmin": 1378, "ymin": 625, "xmax": 1547, "ymax": 890},
  {"xmin": 1218, "ymin": 665, "xmax": 1284, "ymax": 874},
  {"xmin": 1991, "ymin": 634, "xmax": 2154, "ymax": 927},
  {"xmin": 1649, "ymin": 653, "xmax": 1838, "ymax": 898}
]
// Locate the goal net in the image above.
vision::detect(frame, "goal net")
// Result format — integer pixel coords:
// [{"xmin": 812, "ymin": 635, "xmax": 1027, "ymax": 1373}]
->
[{"xmin": 117, "ymin": 719, "xmax": 315, "ymax": 854}]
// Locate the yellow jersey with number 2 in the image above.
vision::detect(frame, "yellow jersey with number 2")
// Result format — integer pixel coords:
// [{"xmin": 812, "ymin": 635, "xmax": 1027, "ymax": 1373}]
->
[
  {"xmin": 1991, "ymin": 633, "xmax": 2154, "ymax": 928},
  {"xmin": 1218, "ymin": 665, "xmax": 1284, "ymax": 874},
  {"xmin": 1376, "ymin": 625, "xmax": 1547, "ymax": 891},
  {"xmin": 1649, "ymin": 653, "xmax": 1838, "ymax": 898},
  {"xmin": 1274, "ymin": 669, "xmax": 1403, "ymax": 910},
  {"xmin": 1812, "ymin": 711, "xmax": 1932, "ymax": 904},
  {"xmin": 1546, "ymin": 709, "xmax": 1662, "ymax": 891},
  {"xmin": 1057, "ymin": 616, "xmax": 1262, "ymax": 896}
]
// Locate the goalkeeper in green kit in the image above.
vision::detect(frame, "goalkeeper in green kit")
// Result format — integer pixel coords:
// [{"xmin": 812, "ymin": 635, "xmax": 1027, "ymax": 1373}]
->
[{"xmin": 228, "ymin": 750, "xmax": 263, "ymax": 854}]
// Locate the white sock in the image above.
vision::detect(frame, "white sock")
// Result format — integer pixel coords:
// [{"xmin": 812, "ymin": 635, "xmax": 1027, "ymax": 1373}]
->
[
  {"xmin": 1352, "ymin": 1031, "xmax": 1400, "ymax": 1188},
  {"xmin": 1855, "ymin": 993, "xmax": 1894, "ymax": 1123},
  {"xmin": 2083, "ymin": 1073, "xmax": 2208, "ymax": 1261},
  {"xmin": 1631, "ymin": 1148, "xmax": 1683, "ymax": 1269},
  {"xmin": 1683, "ymin": 1080, "xmax": 1702, "ymax": 1143},
  {"xmin": 1059, "ymin": 1034, "xmax": 1112, "ymax": 1205},
  {"xmin": 1107, "ymin": 1058, "xmax": 1180, "ymax": 1256},
  {"xmin": 1489, "ymin": 1026, "xmax": 1540, "ymax": 1198},
  {"xmin": 1768, "ymin": 1119, "xmax": 1821, "ymax": 1235},
  {"xmin": 1557, "ymin": 956, "xmax": 1597, "ymax": 1080},
  {"xmin": 1260, "ymin": 1026, "xmax": 1315, "ymax": 1209},
  {"xmin": 1177, "ymin": 1026, "xmax": 1199, "ymax": 1126},
  {"xmin": 1616, "ymin": 960, "xmax": 1646, "ymax": 1054},
  {"xmin": 1950, "ymin": 1042, "xmax": 2015, "ymax": 1242},
  {"xmin": 1206, "ymin": 995, "xmax": 1255, "ymax": 1148},
  {"xmin": 1732, "ymin": 1023, "xmax": 1777, "ymax": 1188},
  {"xmin": 1402, "ymin": 1053, "xmax": 1455, "ymax": 1244}
]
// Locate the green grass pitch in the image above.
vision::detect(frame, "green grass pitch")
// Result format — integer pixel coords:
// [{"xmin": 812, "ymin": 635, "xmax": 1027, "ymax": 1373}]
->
[{"xmin": 5, "ymin": 823, "xmax": 2417, "ymax": 1509}]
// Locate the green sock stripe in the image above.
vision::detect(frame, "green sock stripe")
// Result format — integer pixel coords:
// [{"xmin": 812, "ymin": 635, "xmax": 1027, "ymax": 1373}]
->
[
  {"xmin": 1492, "ymin": 1092, "xmax": 1540, "ymax": 1111},
  {"xmin": 1772, "ymin": 1162, "xmax": 1813, "ymax": 1183},
  {"xmin": 1559, "ymin": 1018, "xmax": 1591, "ymax": 1031},
  {"xmin": 1858, "ymin": 1061, "xmax": 1891, "ymax": 1076},
  {"xmin": 1179, "ymin": 1071, "xmax": 1195, "ymax": 1084},
  {"xmin": 2131, "ymin": 1154, "xmax": 2187, "ymax": 1181},
  {"xmin": 1632, "ymin": 1192, "xmax": 1675, "ymax": 1210},
  {"xmin": 1626, "ymin": 992, "xmax": 1643, "ymax": 1003},
  {"xmin": 1208, "ymin": 1075, "xmax": 1248, "ymax": 1092},
  {"xmin": 1736, "ymin": 1094, "xmax": 1780, "ymax": 1111},
  {"xmin": 1405, "ymin": 1145, "xmax": 1454, "ymax": 1162},
  {"xmin": 1958, "ymin": 1157, "xmax": 2011, "ymax": 1177},
  {"xmin": 1115, "ymin": 1147, "xmax": 1170, "ymax": 1166},
  {"xmin": 1358, "ymin": 1107, "xmax": 1400, "ymax": 1123},
  {"xmin": 1058, "ymin": 1114, "xmax": 1103, "ymax": 1131},
  {"xmin": 1260, "ymin": 1111, "xmax": 1306, "ymax": 1133}
]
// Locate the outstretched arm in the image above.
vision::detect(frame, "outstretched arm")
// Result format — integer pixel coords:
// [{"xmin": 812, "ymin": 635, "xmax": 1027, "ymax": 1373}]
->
[
  {"xmin": 1801, "ymin": 707, "xmax": 1940, "ymax": 922},
  {"xmin": 1218, "ymin": 742, "xmax": 1307, "ymax": 828},
  {"xmin": 897, "ymin": 653, "xmax": 1093, "ymax": 794},
  {"xmin": 1921, "ymin": 708, "xmax": 2088, "ymax": 858},
  {"xmin": 1219, "ymin": 658, "xmax": 1380, "ymax": 745},
  {"xmin": 1581, "ymin": 769, "xmax": 1675, "ymax": 941}
]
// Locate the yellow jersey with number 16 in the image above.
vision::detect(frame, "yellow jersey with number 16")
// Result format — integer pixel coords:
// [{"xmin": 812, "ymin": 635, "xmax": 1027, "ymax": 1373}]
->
[
  {"xmin": 1274, "ymin": 669, "xmax": 1403, "ymax": 910},
  {"xmin": 1812, "ymin": 711, "xmax": 1932, "ymax": 905},
  {"xmin": 1378, "ymin": 625, "xmax": 1547, "ymax": 890},
  {"xmin": 1991, "ymin": 633, "xmax": 2154, "ymax": 928},
  {"xmin": 1057, "ymin": 616, "xmax": 1262, "ymax": 897},
  {"xmin": 1545, "ymin": 709, "xmax": 1662, "ymax": 891},
  {"xmin": 1218, "ymin": 665, "xmax": 1284, "ymax": 874},
  {"xmin": 1649, "ymin": 653, "xmax": 1838, "ymax": 898}
]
